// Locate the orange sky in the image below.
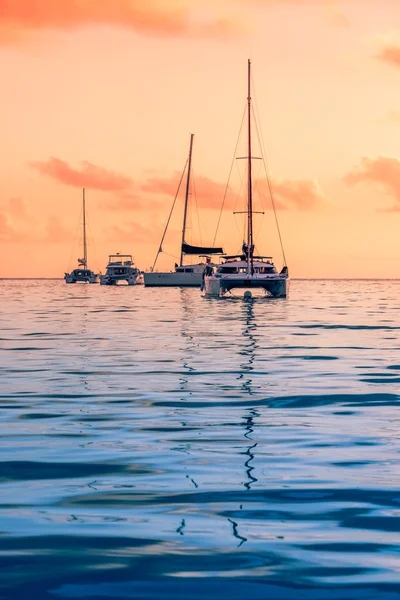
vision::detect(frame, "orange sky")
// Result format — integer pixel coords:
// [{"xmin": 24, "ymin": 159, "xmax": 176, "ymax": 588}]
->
[{"xmin": 2, "ymin": 0, "xmax": 400, "ymax": 278}]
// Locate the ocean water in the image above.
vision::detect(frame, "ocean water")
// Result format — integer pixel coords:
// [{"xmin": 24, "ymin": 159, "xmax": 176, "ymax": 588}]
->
[{"xmin": 1, "ymin": 279, "xmax": 400, "ymax": 600}]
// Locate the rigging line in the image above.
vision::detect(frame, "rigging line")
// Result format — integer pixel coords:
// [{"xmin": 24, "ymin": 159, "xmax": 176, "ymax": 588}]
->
[
  {"xmin": 151, "ymin": 158, "xmax": 188, "ymax": 272},
  {"xmin": 251, "ymin": 77, "xmax": 288, "ymax": 267},
  {"xmin": 212, "ymin": 104, "xmax": 247, "ymax": 247},
  {"xmin": 191, "ymin": 167, "xmax": 202, "ymax": 246},
  {"xmin": 161, "ymin": 250, "xmax": 180, "ymax": 260}
]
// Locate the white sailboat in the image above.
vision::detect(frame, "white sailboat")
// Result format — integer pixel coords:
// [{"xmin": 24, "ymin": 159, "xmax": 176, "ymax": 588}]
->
[
  {"xmin": 203, "ymin": 60, "xmax": 289, "ymax": 299},
  {"xmin": 64, "ymin": 188, "xmax": 98, "ymax": 284},
  {"xmin": 144, "ymin": 133, "xmax": 223, "ymax": 287}
]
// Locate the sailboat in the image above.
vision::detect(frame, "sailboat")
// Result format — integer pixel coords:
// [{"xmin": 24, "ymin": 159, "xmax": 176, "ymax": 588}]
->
[
  {"xmin": 203, "ymin": 60, "xmax": 289, "ymax": 299},
  {"xmin": 143, "ymin": 133, "xmax": 223, "ymax": 287},
  {"xmin": 64, "ymin": 188, "xmax": 98, "ymax": 284}
]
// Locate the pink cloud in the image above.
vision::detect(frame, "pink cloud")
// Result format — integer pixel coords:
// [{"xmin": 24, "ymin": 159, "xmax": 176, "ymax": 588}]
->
[
  {"xmin": 273, "ymin": 178, "xmax": 326, "ymax": 210},
  {"xmin": 254, "ymin": 177, "xmax": 326, "ymax": 210},
  {"xmin": 30, "ymin": 156, "xmax": 325, "ymax": 215},
  {"xmin": 0, "ymin": 0, "xmax": 242, "ymax": 45},
  {"xmin": 29, "ymin": 157, "xmax": 133, "ymax": 192},
  {"xmin": 376, "ymin": 43, "xmax": 400, "ymax": 70},
  {"xmin": 344, "ymin": 155, "xmax": 400, "ymax": 211},
  {"xmin": 0, "ymin": 197, "xmax": 72, "ymax": 243}
]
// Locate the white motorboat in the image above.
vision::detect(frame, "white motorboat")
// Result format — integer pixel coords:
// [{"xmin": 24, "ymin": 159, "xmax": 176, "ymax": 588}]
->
[
  {"xmin": 100, "ymin": 253, "xmax": 142, "ymax": 286},
  {"xmin": 144, "ymin": 134, "xmax": 223, "ymax": 287},
  {"xmin": 203, "ymin": 60, "xmax": 289, "ymax": 299},
  {"xmin": 64, "ymin": 189, "xmax": 99, "ymax": 284}
]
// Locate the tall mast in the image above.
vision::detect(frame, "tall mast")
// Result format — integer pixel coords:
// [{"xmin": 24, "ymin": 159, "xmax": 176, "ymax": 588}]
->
[
  {"xmin": 180, "ymin": 133, "xmax": 194, "ymax": 267},
  {"xmin": 247, "ymin": 59, "xmax": 254, "ymax": 275},
  {"xmin": 83, "ymin": 188, "xmax": 87, "ymax": 269}
]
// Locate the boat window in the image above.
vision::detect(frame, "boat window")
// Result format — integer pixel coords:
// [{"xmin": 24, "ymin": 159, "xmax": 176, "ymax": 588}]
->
[
  {"xmin": 112, "ymin": 268, "xmax": 127, "ymax": 275},
  {"xmin": 219, "ymin": 267, "xmax": 237, "ymax": 274},
  {"xmin": 184, "ymin": 268, "xmax": 194, "ymax": 273},
  {"xmin": 176, "ymin": 268, "xmax": 184, "ymax": 273}
]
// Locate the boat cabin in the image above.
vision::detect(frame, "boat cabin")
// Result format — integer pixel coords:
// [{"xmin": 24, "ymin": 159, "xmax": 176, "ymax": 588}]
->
[
  {"xmin": 107, "ymin": 254, "xmax": 133, "ymax": 266},
  {"xmin": 71, "ymin": 269, "xmax": 95, "ymax": 277},
  {"xmin": 216, "ymin": 256, "xmax": 277, "ymax": 275}
]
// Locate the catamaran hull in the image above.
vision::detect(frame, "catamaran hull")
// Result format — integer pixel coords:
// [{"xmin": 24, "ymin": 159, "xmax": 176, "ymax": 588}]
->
[
  {"xmin": 64, "ymin": 273, "xmax": 98, "ymax": 284},
  {"xmin": 100, "ymin": 274, "xmax": 141, "ymax": 286},
  {"xmin": 144, "ymin": 272, "xmax": 203, "ymax": 287},
  {"xmin": 204, "ymin": 276, "xmax": 289, "ymax": 298}
]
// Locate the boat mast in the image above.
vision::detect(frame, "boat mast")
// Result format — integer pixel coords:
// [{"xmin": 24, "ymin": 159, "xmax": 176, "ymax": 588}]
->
[
  {"xmin": 83, "ymin": 188, "xmax": 87, "ymax": 270},
  {"xmin": 180, "ymin": 133, "xmax": 194, "ymax": 267},
  {"xmin": 247, "ymin": 60, "xmax": 254, "ymax": 276}
]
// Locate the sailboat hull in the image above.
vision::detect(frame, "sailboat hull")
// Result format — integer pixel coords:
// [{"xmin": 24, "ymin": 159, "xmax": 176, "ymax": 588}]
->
[{"xmin": 144, "ymin": 272, "xmax": 203, "ymax": 287}]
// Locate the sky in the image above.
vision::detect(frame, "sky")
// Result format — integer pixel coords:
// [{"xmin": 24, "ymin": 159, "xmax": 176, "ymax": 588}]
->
[{"xmin": 2, "ymin": 0, "xmax": 400, "ymax": 278}]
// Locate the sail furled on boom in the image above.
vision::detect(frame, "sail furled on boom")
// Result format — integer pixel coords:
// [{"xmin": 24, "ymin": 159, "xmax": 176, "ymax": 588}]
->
[{"xmin": 182, "ymin": 242, "xmax": 223, "ymax": 255}]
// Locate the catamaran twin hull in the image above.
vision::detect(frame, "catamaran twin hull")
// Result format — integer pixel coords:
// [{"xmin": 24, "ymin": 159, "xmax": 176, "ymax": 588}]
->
[
  {"xmin": 143, "ymin": 272, "xmax": 203, "ymax": 287},
  {"xmin": 65, "ymin": 269, "xmax": 98, "ymax": 284},
  {"xmin": 204, "ymin": 274, "xmax": 289, "ymax": 297}
]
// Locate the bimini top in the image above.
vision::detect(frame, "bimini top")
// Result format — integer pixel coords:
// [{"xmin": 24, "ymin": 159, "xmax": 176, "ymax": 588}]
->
[{"xmin": 107, "ymin": 254, "xmax": 133, "ymax": 266}]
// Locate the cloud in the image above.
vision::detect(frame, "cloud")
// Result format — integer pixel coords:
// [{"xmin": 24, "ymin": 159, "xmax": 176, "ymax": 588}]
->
[
  {"xmin": 0, "ymin": 0, "xmax": 243, "ymax": 46},
  {"xmin": 30, "ymin": 156, "xmax": 325, "ymax": 216},
  {"xmin": 376, "ymin": 42, "xmax": 400, "ymax": 70},
  {"xmin": 0, "ymin": 197, "xmax": 72, "ymax": 243},
  {"xmin": 29, "ymin": 157, "xmax": 133, "ymax": 192},
  {"xmin": 273, "ymin": 178, "xmax": 326, "ymax": 210},
  {"xmin": 254, "ymin": 177, "xmax": 326, "ymax": 210},
  {"xmin": 344, "ymin": 155, "xmax": 400, "ymax": 211}
]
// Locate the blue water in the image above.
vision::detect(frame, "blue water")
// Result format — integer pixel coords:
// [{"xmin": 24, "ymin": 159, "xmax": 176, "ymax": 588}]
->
[{"xmin": 1, "ymin": 279, "xmax": 400, "ymax": 600}]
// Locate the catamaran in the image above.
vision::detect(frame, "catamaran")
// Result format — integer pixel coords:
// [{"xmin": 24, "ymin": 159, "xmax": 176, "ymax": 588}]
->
[
  {"xmin": 100, "ymin": 253, "xmax": 142, "ymax": 286},
  {"xmin": 143, "ymin": 134, "xmax": 223, "ymax": 287},
  {"xmin": 64, "ymin": 188, "xmax": 98, "ymax": 284},
  {"xmin": 203, "ymin": 60, "xmax": 289, "ymax": 299}
]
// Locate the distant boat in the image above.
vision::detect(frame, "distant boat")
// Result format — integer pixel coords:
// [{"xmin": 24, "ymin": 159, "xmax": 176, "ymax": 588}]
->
[
  {"xmin": 100, "ymin": 253, "xmax": 142, "ymax": 286},
  {"xmin": 143, "ymin": 133, "xmax": 223, "ymax": 287},
  {"xmin": 203, "ymin": 60, "xmax": 289, "ymax": 298},
  {"xmin": 64, "ymin": 188, "xmax": 98, "ymax": 284}
]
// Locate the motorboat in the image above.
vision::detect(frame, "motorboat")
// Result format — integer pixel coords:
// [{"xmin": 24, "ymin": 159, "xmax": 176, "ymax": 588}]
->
[
  {"xmin": 144, "ymin": 134, "xmax": 223, "ymax": 287},
  {"xmin": 64, "ymin": 189, "xmax": 99, "ymax": 284},
  {"xmin": 203, "ymin": 60, "xmax": 289, "ymax": 299},
  {"xmin": 100, "ymin": 253, "xmax": 142, "ymax": 286}
]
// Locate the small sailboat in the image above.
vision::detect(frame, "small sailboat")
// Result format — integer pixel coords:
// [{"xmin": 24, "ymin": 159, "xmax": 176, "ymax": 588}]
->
[
  {"xmin": 143, "ymin": 133, "xmax": 223, "ymax": 287},
  {"xmin": 99, "ymin": 253, "xmax": 142, "ymax": 286},
  {"xmin": 64, "ymin": 188, "xmax": 98, "ymax": 284},
  {"xmin": 203, "ymin": 60, "xmax": 289, "ymax": 299}
]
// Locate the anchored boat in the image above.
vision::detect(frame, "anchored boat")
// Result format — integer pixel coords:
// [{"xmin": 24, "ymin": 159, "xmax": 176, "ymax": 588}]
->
[
  {"xmin": 100, "ymin": 253, "xmax": 142, "ymax": 286},
  {"xmin": 144, "ymin": 134, "xmax": 223, "ymax": 287},
  {"xmin": 64, "ymin": 189, "xmax": 98, "ymax": 284},
  {"xmin": 203, "ymin": 60, "xmax": 289, "ymax": 299}
]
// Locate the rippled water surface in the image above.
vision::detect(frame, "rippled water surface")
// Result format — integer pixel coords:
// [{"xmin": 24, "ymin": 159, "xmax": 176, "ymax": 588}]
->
[{"xmin": 1, "ymin": 279, "xmax": 400, "ymax": 600}]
